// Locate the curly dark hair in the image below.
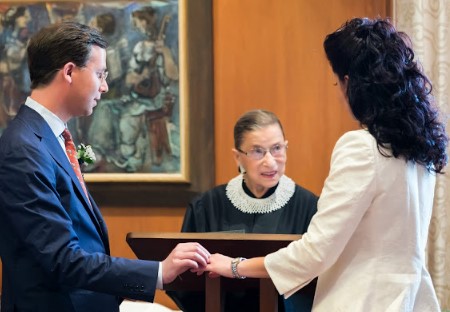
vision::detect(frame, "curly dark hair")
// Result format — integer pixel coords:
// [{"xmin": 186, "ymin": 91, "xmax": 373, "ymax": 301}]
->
[{"xmin": 324, "ymin": 17, "xmax": 448, "ymax": 173}]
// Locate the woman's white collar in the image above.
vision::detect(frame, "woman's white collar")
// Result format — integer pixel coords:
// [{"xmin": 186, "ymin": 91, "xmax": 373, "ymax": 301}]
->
[{"xmin": 226, "ymin": 174, "xmax": 295, "ymax": 214}]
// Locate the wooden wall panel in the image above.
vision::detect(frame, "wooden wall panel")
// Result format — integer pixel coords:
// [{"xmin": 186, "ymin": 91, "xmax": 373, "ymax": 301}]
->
[
  {"xmin": 101, "ymin": 207, "xmax": 185, "ymax": 309},
  {"xmin": 214, "ymin": 0, "xmax": 390, "ymax": 195}
]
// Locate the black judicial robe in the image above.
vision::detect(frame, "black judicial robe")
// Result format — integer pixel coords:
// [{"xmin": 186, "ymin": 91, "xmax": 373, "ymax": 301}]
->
[{"xmin": 167, "ymin": 175, "xmax": 318, "ymax": 312}]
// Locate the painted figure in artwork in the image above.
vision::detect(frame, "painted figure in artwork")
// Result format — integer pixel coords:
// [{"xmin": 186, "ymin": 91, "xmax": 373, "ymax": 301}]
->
[
  {"xmin": 125, "ymin": 6, "xmax": 178, "ymax": 168},
  {"xmin": 0, "ymin": 6, "xmax": 31, "ymax": 119},
  {"xmin": 86, "ymin": 5, "xmax": 180, "ymax": 173}
]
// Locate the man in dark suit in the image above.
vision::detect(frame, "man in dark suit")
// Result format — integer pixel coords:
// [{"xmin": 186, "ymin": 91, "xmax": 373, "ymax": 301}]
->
[{"xmin": 0, "ymin": 22, "xmax": 209, "ymax": 312}]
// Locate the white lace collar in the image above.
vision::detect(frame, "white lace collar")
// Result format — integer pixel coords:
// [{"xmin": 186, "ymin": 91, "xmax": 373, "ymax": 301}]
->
[{"xmin": 225, "ymin": 174, "xmax": 295, "ymax": 214}]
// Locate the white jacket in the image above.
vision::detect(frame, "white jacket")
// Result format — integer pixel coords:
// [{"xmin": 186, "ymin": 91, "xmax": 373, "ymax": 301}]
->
[{"xmin": 265, "ymin": 130, "xmax": 440, "ymax": 311}]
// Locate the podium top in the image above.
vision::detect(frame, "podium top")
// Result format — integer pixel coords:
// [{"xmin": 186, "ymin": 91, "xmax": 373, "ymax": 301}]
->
[
  {"xmin": 127, "ymin": 231, "xmax": 301, "ymax": 241},
  {"xmin": 126, "ymin": 232, "xmax": 301, "ymax": 261},
  {"xmin": 126, "ymin": 232, "xmax": 302, "ymax": 291}
]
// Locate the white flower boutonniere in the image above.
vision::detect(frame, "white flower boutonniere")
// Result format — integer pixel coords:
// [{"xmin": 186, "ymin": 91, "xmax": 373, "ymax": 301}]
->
[{"xmin": 77, "ymin": 143, "xmax": 96, "ymax": 165}]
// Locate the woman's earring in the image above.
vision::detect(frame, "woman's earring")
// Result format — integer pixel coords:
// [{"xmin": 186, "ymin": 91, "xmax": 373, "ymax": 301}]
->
[{"xmin": 239, "ymin": 165, "xmax": 246, "ymax": 174}]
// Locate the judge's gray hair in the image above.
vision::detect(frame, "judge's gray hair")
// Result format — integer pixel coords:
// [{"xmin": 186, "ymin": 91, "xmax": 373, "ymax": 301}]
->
[{"xmin": 233, "ymin": 109, "xmax": 285, "ymax": 149}]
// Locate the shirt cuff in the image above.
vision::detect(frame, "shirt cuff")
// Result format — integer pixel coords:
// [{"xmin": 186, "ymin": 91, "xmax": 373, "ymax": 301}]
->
[{"xmin": 156, "ymin": 262, "xmax": 163, "ymax": 289}]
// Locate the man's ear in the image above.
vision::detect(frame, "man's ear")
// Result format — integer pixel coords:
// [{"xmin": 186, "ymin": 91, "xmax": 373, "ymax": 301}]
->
[{"xmin": 62, "ymin": 62, "xmax": 76, "ymax": 83}]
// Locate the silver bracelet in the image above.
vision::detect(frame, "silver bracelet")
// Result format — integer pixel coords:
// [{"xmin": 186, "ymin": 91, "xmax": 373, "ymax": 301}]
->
[{"xmin": 231, "ymin": 257, "xmax": 246, "ymax": 279}]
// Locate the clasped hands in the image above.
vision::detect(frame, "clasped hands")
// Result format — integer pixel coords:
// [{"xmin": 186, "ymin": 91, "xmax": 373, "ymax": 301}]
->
[{"xmin": 161, "ymin": 243, "xmax": 235, "ymax": 284}]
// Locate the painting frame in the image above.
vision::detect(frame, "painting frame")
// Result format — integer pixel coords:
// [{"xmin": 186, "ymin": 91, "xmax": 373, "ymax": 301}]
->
[{"xmin": 0, "ymin": 0, "xmax": 214, "ymax": 189}]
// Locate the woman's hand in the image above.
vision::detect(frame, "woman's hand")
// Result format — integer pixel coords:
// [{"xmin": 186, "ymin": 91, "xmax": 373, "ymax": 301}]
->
[{"xmin": 204, "ymin": 253, "xmax": 234, "ymax": 278}]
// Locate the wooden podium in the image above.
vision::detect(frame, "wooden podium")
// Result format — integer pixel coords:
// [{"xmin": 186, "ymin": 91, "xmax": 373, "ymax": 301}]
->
[{"xmin": 126, "ymin": 232, "xmax": 301, "ymax": 312}]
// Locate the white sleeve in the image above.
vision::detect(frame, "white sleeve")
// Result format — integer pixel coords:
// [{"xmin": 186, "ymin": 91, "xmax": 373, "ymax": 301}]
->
[{"xmin": 265, "ymin": 131, "xmax": 377, "ymax": 297}]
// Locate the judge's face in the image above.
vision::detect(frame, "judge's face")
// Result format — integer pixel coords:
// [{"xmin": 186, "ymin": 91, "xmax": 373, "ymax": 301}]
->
[{"xmin": 233, "ymin": 124, "xmax": 287, "ymax": 198}]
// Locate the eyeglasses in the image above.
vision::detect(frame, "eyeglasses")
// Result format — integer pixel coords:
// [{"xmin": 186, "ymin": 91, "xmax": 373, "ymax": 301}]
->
[
  {"xmin": 83, "ymin": 66, "xmax": 109, "ymax": 82},
  {"xmin": 96, "ymin": 70, "xmax": 109, "ymax": 82},
  {"xmin": 237, "ymin": 144, "xmax": 287, "ymax": 160}
]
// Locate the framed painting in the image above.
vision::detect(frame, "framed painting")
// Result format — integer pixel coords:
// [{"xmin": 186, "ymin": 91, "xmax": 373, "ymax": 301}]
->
[{"xmin": 0, "ymin": 0, "xmax": 213, "ymax": 188}]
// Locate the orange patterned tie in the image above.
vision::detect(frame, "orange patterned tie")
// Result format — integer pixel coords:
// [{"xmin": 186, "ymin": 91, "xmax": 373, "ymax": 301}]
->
[{"xmin": 62, "ymin": 128, "xmax": 90, "ymax": 203}]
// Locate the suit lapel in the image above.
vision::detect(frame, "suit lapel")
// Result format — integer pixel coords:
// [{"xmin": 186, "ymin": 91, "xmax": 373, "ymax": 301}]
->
[
  {"xmin": 89, "ymin": 196, "xmax": 111, "ymax": 254},
  {"xmin": 43, "ymin": 133, "xmax": 108, "ymax": 244},
  {"xmin": 18, "ymin": 106, "xmax": 108, "ymax": 246},
  {"xmin": 45, "ymin": 138, "xmax": 91, "ymax": 208}
]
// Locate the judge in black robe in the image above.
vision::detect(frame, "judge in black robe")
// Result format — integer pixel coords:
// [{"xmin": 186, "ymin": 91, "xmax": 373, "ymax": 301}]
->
[{"xmin": 167, "ymin": 174, "xmax": 318, "ymax": 312}]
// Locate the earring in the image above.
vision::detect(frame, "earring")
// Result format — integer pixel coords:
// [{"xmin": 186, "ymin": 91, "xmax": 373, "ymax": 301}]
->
[{"xmin": 239, "ymin": 165, "xmax": 246, "ymax": 174}]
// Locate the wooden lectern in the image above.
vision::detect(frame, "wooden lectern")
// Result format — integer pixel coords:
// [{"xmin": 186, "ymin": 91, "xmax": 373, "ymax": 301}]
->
[{"xmin": 126, "ymin": 232, "xmax": 301, "ymax": 312}]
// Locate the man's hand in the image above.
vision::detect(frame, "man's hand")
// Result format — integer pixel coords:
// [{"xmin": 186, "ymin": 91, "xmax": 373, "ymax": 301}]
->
[{"xmin": 161, "ymin": 242, "xmax": 210, "ymax": 284}]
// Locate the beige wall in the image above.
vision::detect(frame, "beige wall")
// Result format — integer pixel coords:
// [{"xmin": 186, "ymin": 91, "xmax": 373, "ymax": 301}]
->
[{"xmin": 0, "ymin": 0, "xmax": 390, "ymax": 309}]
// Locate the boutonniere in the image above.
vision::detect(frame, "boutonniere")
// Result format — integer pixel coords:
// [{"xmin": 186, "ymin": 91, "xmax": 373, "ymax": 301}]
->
[{"xmin": 77, "ymin": 143, "xmax": 96, "ymax": 165}]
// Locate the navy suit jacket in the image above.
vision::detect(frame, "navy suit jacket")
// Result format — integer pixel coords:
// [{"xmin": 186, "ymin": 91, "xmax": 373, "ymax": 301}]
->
[{"xmin": 0, "ymin": 105, "xmax": 159, "ymax": 312}]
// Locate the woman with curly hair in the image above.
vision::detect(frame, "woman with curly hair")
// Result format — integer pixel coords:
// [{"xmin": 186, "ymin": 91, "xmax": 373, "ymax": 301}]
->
[{"xmin": 203, "ymin": 17, "xmax": 448, "ymax": 311}]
